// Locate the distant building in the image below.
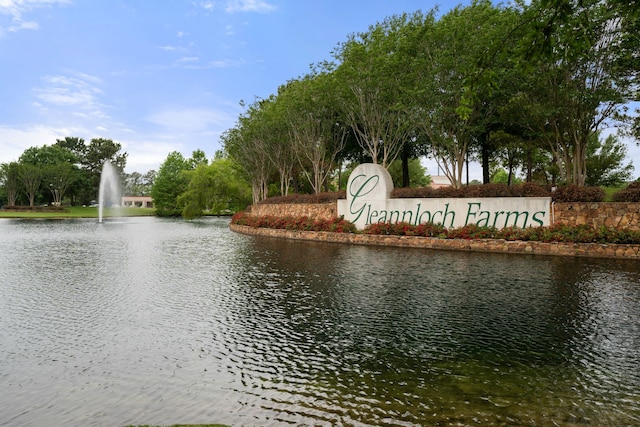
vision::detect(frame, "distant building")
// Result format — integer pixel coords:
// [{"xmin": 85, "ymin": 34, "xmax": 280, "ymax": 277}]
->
[
  {"xmin": 429, "ymin": 175, "xmax": 451, "ymax": 189},
  {"xmin": 121, "ymin": 196, "xmax": 154, "ymax": 208}
]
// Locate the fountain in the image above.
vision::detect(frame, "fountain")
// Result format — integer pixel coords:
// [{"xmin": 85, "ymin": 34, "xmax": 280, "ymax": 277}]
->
[{"xmin": 98, "ymin": 161, "xmax": 121, "ymax": 223}]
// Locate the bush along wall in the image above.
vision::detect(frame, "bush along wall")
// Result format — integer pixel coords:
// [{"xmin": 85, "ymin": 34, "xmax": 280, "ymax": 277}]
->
[{"xmin": 231, "ymin": 212, "xmax": 640, "ymax": 245}]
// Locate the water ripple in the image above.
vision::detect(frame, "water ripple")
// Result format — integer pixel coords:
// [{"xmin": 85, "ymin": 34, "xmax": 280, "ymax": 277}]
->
[{"xmin": 0, "ymin": 218, "xmax": 639, "ymax": 426}]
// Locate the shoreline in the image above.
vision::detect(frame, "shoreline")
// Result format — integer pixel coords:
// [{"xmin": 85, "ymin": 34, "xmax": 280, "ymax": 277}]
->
[{"xmin": 230, "ymin": 223, "xmax": 640, "ymax": 260}]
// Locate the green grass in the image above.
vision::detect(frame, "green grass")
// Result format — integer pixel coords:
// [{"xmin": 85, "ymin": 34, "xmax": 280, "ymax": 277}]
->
[
  {"xmin": 602, "ymin": 185, "xmax": 625, "ymax": 201},
  {"xmin": 0, "ymin": 206, "xmax": 156, "ymax": 219}
]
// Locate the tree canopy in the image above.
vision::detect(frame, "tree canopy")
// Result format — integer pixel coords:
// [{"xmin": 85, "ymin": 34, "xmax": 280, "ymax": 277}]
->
[{"xmin": 221, "ymin": 0, "xmax": 637, "ymax": 199}]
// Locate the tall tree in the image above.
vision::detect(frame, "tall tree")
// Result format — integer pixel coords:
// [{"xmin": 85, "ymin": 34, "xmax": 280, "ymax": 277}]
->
[
  {"xmin": 18, "ymin": 163, "xmax": 43, "ymax": 207},
  {"xmin": 54, "ymin": 136, "xmax": 127, "ymax": 204},
  {"xmin": 517, "ymin": 0, "xmax": 637, "ymax": 185},
  {"xmin": 333, "ymin": 13, "xmax": 418, "ymax": 167},
  {"xmin": 43, "ymin": 162, "xmax": 76, "ymax": 206},
  {"xmin": 0, "ymin": 162, "xmax": 21, "ymax": 206},
  {"xmin": 178, "ymin": 157, "xmax": 251, "ymax": 219},
  {"xmin": 280, "ymin": 73, "xmax": 348, "ymax": 193},
  {"xmin": 150, "ymin": 151, "xmax": 191, "ymax": 216},
  {"xmin": 411, "ymin": 2, "xmax": 517, "ymax": 188},
  {"xmin": 585, "ymin": 133, "xmax": 634, "ymax": 186},
  {"xmin": 223, "ymin": 102, "xmax": 276, "ymax": 204}
]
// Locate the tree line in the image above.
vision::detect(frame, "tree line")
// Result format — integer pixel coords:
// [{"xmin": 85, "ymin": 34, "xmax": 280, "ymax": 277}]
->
[
  {"xmin": 2, "ymin": 0, "xmax": 637, "ymax": 216},
  {"xmin": 221, "ymin": 0, "xmax": 638, "ymax": 202},
  {"xmin": 0, "ymin": 137, "xmax": 154, "ymax": 208}
]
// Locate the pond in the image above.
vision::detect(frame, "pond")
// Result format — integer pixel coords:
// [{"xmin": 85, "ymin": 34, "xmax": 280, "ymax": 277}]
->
[{"xmin": 0, "ymin": 217, "xmax": 639, "ymax": 426}]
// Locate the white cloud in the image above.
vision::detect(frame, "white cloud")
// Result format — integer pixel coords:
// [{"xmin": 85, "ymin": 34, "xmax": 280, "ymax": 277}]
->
[
  {"xmin": 0, "ymin": 0, "xmax": 70, "ymax": 35},
  {"xmin": 177, "ymin": 56, "xmax": 199, "ymax": 63},
  {"xmin": 224, "ymin": 0, "xmax": 275, "ymax": 14},
  {"xmin": 32, "ymin": 71, "xmax": 109, "ymax": 119},
  {"xmin": 0, "ymin": 123, "xmax": 86, "ymax": 164},
  {"xmin": 197, "ymin": 0, "xmax": 275, "ymax": 14}
]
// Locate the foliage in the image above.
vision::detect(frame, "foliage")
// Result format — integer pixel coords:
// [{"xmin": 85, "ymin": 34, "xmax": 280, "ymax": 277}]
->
[
  {"xmin": 123, "ymin": 170, "xmax": 156, "ymax": 196},
  {"xmin": 220, "ymin": 0, "xmax": 636, "ymax": 203},
  {"xmin": 256, "ymin": 191, "xmax": 346, "ymax": 205},
  {"xmin": 231, "ymin": 212, "xmax": 357, "ymax": 233},
  {"xmin": 391, "ymin": 182, "xmax": 550, "ymax": 199},
  {"xmin": 363, "ymin": 221, "xmax": 446, "ymax": 237},
  {"xmin": 332, "ymin": 12, "xmax": 421, "ymax": 167},
  {"xmin": 0, "ymin": 162, "xmax": 21, "ymax": 206},
  {"xmin": 585, "ymin": 134, "xmax": 634, "ymax": 187},
  {"xmin": 151, "ymin": 151, "xmax": 192, "ymax": 216},
  {"xmin": 515, "ymin": 0, "xmax": 636, "ymax": 186},
  {"xmin": 551, "ymin": 185, "xmax": 605, "ymax": 202},
  {"xmin": 177, "ymin": 158, "xmax": 252, "ymax": 219},
  {"xmin": 279, "ymin": 73, "xmax": 348, "ymax": 194},
  {"xmin": 387, "ymin": 158, "xmax": 431, "ymax": 188},
  {"xmin": 232, "ymin": 213, "xmax": 640, "ymax": 244},
  {"xmin": 612, "ymin": 182, "xmax": 640, "ymax": 202}
]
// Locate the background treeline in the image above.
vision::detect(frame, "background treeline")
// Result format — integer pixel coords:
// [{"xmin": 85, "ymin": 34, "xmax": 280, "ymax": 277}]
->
[
  {"xmin": 1, "ymin": 0, "xmax": 638, "ymax": 219},
  {"xmin": 220, "ymin": 0, "xmax": 638, "ymax": 203},
  {"xmin": 0, "ymin": 137, "xmax": 135, "ymax": 208}
]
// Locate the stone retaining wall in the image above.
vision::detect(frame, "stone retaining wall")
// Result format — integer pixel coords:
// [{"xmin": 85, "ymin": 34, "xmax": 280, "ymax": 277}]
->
[
  {"xmin": 230, "ymin": 224, "xmax": 640, "ymax": 259},
  {"xmin": 552, "ymin": 202, "xmax": 640, "ymax": 231},
  {"xmin": 249, "ymin": 203, "xmax": 337, "ymax": 220},
  {"xmin": 251, "ymin": 201, "xmax": 640, "ymax": 231}
]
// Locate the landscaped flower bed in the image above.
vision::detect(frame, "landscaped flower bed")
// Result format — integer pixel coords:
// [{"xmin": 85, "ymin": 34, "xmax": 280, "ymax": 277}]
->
[{"xmin": 231, "ymin": 212, "xmax": 640, "ymax": 245}]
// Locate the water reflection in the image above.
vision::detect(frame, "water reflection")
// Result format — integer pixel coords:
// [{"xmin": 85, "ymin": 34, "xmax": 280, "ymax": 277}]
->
[{"xmin": 0, "ymin": 217, "xmax": 638, "ymax": 426}]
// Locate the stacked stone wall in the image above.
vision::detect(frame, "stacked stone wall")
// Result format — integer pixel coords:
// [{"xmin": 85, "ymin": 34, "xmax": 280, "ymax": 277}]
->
[
  {"xmin": 249, "ymin": 203, "xmax": 337, "ymax": 220},
  {"xmin": 552, "ymin": 202, "xmax": 640, "ymax": 231}
]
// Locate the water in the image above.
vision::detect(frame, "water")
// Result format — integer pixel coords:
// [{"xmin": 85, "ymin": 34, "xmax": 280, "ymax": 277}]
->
[
  {"xmin": 98, "ymin": 161, "xmax": 121, "ymax": 223},
  {"xmin": 0, "ymin": 217, "xmax": 639, "ymax": 426}
]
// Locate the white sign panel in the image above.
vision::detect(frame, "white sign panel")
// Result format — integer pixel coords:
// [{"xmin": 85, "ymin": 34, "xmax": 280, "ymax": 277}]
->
[{"xmin": 337, "ymin": 164, "xmax": 551, "ymax": 230}]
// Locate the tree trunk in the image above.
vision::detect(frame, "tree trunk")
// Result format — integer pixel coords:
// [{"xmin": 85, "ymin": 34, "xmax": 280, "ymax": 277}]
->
[
  {"xmin": 401, "ymin": 144, "xmax": 410, "ymax": 188},
  {"xmin": 481, "ymin": 133, "xmax": 491, "ymax": 184}
]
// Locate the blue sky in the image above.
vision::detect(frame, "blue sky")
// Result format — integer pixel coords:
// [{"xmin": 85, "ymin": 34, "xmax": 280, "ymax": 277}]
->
[{"xmin": 1, "ymin": 0, "xmax": 637, "ymax": 181}]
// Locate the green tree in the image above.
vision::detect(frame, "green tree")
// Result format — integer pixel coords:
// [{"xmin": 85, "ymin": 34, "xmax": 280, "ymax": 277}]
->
[
  {"xmin": 18, "ymin": 144, "xmax": 79, "ymax": 205},
  {"xmin": 178, "ymin": 157, "xmax": 251, "ymax": 219},
  {"xmin": 18, "ymin": 163, "xmax": 43, "ymax": 207},
  {"xmin": 0, "ymin": 162, "xmax": 21, "ymax": 206},
  {"xmin": 585, "ymin": 134, "xmax": 634, "ymax": 186},
  {"xmin": 411, "ymin": 2, "xmax": 518, "ymax": 188},
  {"xmin": 387, "ymin": 158, "xmax": 431, "ymax": 188},
  {"xmin": 43, "ymin": 162, "xmax": 76, "ymax": 206},
  {"xmin": 516, "ymin": 0, "xmax": 636, "ymax": 185},
  {"xmin": 280, "ymin": 73, "xmax": 348, "ymax": 193},
  {"xmin": 223, "ymin": 103, "xmax": 276, "ymax": 204},
  {"xmin": 150, "ymin": 151, "xmax": 192, "ymax": 216},
  {"xmin": 332, "ymin": 13, "xmax": 418, "ymax": 167}
]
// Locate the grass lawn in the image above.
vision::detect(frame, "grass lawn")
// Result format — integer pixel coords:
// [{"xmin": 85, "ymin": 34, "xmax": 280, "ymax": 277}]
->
[
  {"xmin": 602, "ymin": 185, "xmax": 625, "ymax": 201},
  {"xmin": 0, "ymin": 206, "xmax": 156, "ymax": 219}
]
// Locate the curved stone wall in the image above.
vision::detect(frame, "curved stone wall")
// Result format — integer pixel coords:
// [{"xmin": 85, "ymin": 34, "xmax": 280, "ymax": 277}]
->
[{"xmin": 230, "ymin": 224, "xmax": 640, "ymax": 260}]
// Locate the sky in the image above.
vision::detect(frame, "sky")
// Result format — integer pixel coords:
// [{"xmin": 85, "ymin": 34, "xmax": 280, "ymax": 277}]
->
[{"xmin": 1, "ymin": 0, "xmax": 638, "ymax": 182}]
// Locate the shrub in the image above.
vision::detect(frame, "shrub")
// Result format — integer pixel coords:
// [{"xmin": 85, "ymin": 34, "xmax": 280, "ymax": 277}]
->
[
  {"xmin": 612, "ymin": 182, "xmax": 640, "ymax": 202},
  {"xmin": 231, "ymin": 212, "xmax": 356, "ymax": 233},
  {"xmin": 257, "ymin": 191, "xmax": 346, "ymax": 205},
  {"xmin": 392, "ymin": 187, "xmax": 436, "ymax": 198},
  {"xmin": 552, "ymin": 185, "xmax": 604, "ymax": 202}
]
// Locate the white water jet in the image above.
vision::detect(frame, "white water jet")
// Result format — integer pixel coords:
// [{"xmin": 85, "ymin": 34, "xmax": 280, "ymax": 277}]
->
[{"xmin": 98, "ymin": 161, "xmax": 121, "ymax": 223}]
